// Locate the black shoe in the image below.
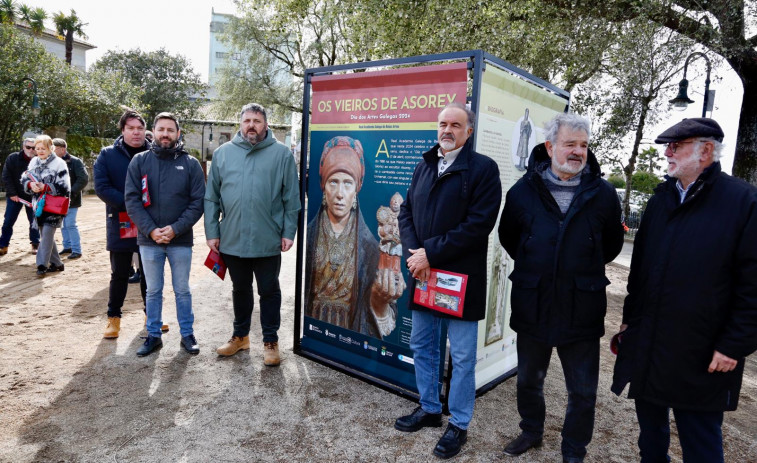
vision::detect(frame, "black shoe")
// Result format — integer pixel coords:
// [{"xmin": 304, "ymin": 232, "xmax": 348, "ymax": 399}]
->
[
  {"xmin": 67, "ymin": 252, "xmax": 82, "ymax": 260},
  {"xmin": 59, "ymin": 248, "xmax": 72, "ymax": 255},
  {"xmin": 47, "ymin": 263, "xmax": 65, "ymax": 272},
  {"xmin": 394, "ymin": 406, "xmax": 443, "ymax": 432},
  {"xmin": 36, "ymin": 265, "xmax": 47, "ymax": 276},
  {"xmin": 128, "ymin": 269, "xmax": 141, "ymax": 284},
  {"xmin": 137, "ymin": 336, "xmax": 163, "ymax": 356},
  {"xmin": 433, "ymin": 423, "xmax": 468, "ymax": 459},
  {"xmin": 563, "ymin": 457, "xmax": 584, "ymax": 463},
  {"xmin": 181, "ymin": 335, "xmax": 200, "ymax": 355},
  {"xmin": 503, "ymin": 432, "xmax": 543, "ymax": 456}
]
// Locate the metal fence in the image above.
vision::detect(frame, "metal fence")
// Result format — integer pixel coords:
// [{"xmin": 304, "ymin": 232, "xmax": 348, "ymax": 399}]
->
[{"xmin": 624, "ymin": 210, "xmax": 644, "ymax": 239}]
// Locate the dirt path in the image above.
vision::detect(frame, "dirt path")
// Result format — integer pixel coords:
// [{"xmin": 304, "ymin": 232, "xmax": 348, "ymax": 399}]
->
[{"xmin": 0, "ymin": 196, "xmax": 755, "ymax": 462}]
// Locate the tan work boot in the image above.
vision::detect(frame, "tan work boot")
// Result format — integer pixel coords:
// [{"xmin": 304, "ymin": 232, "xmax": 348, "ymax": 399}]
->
[
  {"xmin": 263, "ymin": 341, "xmax": 281, "ymax": 366},
  {"xmin": 143, "ymin": 314, "xmax": 169, "ymax": 333},
  {"xmin": 0, "ymin": 247, "xmax": 8, "ymax": 256},
  {"xmin": 103, "ymin": 317, "xmax": 121, "ymax": 339},
  {"xmin": 216, "ymin": 336, "xmax": 250, "ymax": 357}
]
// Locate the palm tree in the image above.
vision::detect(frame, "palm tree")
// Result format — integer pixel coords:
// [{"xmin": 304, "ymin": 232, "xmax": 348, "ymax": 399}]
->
[
  {"xmin": 0, "ymin": 0, "xmax": 19, "ymax": 24},
  {"xmin": 52, "ymin": 9, "xmax": 87, "ymax": 66},
  {"xmin": 18, "ymin": 4, "xmax": 46, "ymax": 34}
]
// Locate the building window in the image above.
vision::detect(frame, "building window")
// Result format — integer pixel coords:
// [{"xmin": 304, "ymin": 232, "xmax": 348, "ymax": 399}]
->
[{"xmin": 216, "ymin": 52, "xmax": 229, "ymax": 59}]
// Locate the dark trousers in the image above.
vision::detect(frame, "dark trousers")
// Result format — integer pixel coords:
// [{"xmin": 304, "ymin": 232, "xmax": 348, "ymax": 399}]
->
[
  {"xmin": 635, "ymin": 398, "xmax": 724, "ymax": 463},
  {"xmin": 222, "ymin": 253, "xmax": 281, "ymax": 343},
  {"xmin": 516, "ymin": 335, "xmax": 600, "ymax": 460},
  {"xmin": 0, "ymin": 197, "xmax": 39, "ymax": 247},
  {"xmin": 107, "ymin": 251, "xmax": 146, "ymax": 318}
]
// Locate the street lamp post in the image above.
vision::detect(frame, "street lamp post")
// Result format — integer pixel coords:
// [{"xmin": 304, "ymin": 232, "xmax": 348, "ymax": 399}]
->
[
  {"xmin": 18, "ymin": 77, "xmax": 41, "ymax": 116},
  {"xmin": 200, "ymin": 122, "xmax": 214, "ymax": 179},
  {"xmin": 669, "ymin": 52, "xmax": 712, "ymax": 118}
]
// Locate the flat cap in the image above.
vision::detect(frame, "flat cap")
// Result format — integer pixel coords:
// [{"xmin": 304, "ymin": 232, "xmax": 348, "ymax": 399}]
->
[{"xmin": 655, "ymin": 118, "xmax": 724, "ymax": 143}]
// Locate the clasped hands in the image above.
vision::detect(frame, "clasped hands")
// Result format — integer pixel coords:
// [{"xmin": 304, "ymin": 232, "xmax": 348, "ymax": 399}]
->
[
  {"xmin": 407, "ymin": 247, "xmax": 430, "ymax": 283},
  {"xmin": 150, "ymin": 226, "xmax": 176, "ymax": 244}
]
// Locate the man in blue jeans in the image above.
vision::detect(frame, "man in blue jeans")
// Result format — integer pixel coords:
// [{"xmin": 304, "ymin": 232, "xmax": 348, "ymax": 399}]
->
[
  {"xmin": 53, "ymin": 138, "xmax": 89, "ymax": 259},
  {"xmin": 124, "ymin": 112, "xmax": 205, "ymax": 356},
  {"xmin": 396, "ymin": 103, "xmax": 502, "ymax": 459},
  {"xmin": 498, "ymin": 113, "xmax": 624, "ymax": 463},
  {"xmin": 1, "ymin": 138, "xmax": 40, "ymax": 256}
]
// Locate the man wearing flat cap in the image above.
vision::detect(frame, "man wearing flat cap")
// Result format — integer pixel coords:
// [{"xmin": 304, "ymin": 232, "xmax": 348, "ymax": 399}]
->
[{"xmin": 611, "ymin": 118, "xmax": 757, "ymax": 462}]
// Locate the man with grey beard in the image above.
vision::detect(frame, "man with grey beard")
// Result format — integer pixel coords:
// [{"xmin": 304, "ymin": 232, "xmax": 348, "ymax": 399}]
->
[{"xmin": 498, "ymin": 112, "xmax": 624, "ymax": 463}]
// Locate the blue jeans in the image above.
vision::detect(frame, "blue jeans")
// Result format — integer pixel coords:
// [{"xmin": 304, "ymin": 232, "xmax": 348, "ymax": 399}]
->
[
  {"xmin": 140, "ymin": 245, "xmax": 194, "ymax": 338},
  {"xmin": 516, "ymin": 335, "xmax": 599, "ymax": 460},
  {"xmin": 635, "ymin": 398, "xmax": 724, "ymax": 463},
  {"xmin": 0, "ymin": 196, "xmax": 39, "ymax": 247},
  {"xmin": 410, "ymin": 310, "xmax": 478, "ymax": 429},
  {"xmin": 61, "ymin": 206, "xmax": 81, "ymax": 253}
]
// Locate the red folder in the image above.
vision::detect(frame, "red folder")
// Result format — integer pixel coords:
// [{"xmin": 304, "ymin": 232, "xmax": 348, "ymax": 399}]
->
[
  {"xmin": 119, "ymin": 212, "xmax": 138, "ymax": 239},
  {"xmin": 413, "ymin": 269, "xmax": 468, "ymax": 317},
  {"xmin": 204, "ymin": 250, "xmax": 226, "ymax": 280}
]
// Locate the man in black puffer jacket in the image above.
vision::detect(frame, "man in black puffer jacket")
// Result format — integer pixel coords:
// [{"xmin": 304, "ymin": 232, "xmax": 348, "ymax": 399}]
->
[
  {"xmin": 499, "ymin": 113, "xmax": 623, "ymax": 463},
  {"xmin": 125, "ymin": 112, "xmax": 205, "ymax": 357},
  {"xmin": 1, "ymin": 138, "xmax": 40, "ymax": 255},
  {"xmin": 611, "ymin": 118, "xmax": 757, "ymax": 463}
]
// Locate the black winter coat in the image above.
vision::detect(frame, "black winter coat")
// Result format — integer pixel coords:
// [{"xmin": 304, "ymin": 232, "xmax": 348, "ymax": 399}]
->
[
  {"xmin": 2, "ymin": 151, "xmax": 34, "ymax": 201},
  {"xmin": 93, "ymin": 136, "xmax": 150, "ymax": 252},
  {"xmin": 124, "ymin": 142, "xmax": 206, "ymax": 248},
  {"xmin": 612, "ymin": 163, "xmax": 757, "ymax": 411},
  {"xmin": 63, "ymin": 153, "xmax": 89, "ymax": 208},
  {"xmin": 398, "ymin": 139, "xmax": 502, "ymax": 321},
  {"xmin": 499, "ymin": 144, "xmax": 623, "ymax": 345}
]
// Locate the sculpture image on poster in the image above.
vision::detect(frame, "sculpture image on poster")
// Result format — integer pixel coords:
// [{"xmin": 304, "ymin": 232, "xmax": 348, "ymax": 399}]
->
[
  {"xmin": 513, "ymin": 108, "xmax": 534, "ymax": 171},
  {"xmin": 304, "ymin": 135, "xmax": 406, "ymax": 340},
  {"xmin": 485, "ymin": 245, "xmax": 510, "ymax": 346}
]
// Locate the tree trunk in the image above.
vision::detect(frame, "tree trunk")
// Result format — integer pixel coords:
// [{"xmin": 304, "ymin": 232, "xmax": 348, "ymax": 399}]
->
[
  {"xmin": 623, "ymin": 100, "xmax": 651, "ymax": 218},
  {"xmin": 65, "ymin": 30, "xmax": 73, "ymax": 65},
  {"xmin": 732, "ymin": 77, "xmax": 757, "ymax": 186}
]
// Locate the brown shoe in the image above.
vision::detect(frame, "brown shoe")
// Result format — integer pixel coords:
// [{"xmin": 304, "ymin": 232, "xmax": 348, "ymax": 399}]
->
[
  {"xmin": 263, "ymin": 341, "xmax": 281, "ymax": 366},
  {"xmin": 31, "ymin": 243, "xmax": 38, "ymax": 254},
  {"xmin": 103, "ymin": 317, "xmax": 121, "ymax": 339},
  {"xmin": 216, "ymin": 336, "xmax": 250, "ymax": 357},
  {"xmin": 0, "ymin": 247, "xmax": 8, "ymax": 256}
]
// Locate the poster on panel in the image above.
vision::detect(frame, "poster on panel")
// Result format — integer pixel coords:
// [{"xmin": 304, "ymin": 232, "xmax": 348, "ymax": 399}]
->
[
  {"xmin": 474, "ymin": 63, "xmax": 569, "ymax": 389},
  {"xmin": 301, "ymin": 62, "xmax": 469, "ymax": 393}
]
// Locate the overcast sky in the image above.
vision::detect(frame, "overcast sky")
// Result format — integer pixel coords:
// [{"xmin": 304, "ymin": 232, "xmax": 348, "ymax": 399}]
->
[{"xmin": 28, "ymin": 0, "xmax": 743, "ymax": 173}]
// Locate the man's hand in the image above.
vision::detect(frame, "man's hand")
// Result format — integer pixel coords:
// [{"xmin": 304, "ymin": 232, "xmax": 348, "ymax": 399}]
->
[
  {"xmin": 619, "ymin": 323, "xmax": 628, "ymax": 333},
  {"xmin": 157, "ymin": 226, "xmax": 175, "ymax": 243},
  {"xmin": 10, "ymin": 196, "xmax": 19, "ymax": 202},
  {"xmin": 149, "ymin": 228, "xmax": 164, "ymax": 244},
  {"xmin": 207, "ymin": 238, "xmax": 220, "ymax": 253},
  {"xmin": 281, "ymin": 238, "xmax": 293, "ymax": 252},
  {"xmin": 407, "ymin": 248, "xmax": 430, "ymax": 279},
  {"xmin": 708, "ymin": 351, "xmax": 738, "ymax": 373}
]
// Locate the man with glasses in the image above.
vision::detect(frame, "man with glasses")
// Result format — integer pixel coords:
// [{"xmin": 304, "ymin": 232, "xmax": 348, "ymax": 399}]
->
[
  {"xmin": 612, "ymin": 118, "xmax": 757, "ymax": 463},
  {"xmin": 1, "ymin": 138, "xmax": 40, "ymax": 256}
]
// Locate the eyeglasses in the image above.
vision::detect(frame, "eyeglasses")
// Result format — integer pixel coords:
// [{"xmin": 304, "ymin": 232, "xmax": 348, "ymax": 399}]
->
[
  {"xmin": 23, "ymin": 146, "xmax": 34, "ymax": 150},
  {"xmin": 663, "ymin": 141, "xmax": 696, "ymax": 153}
]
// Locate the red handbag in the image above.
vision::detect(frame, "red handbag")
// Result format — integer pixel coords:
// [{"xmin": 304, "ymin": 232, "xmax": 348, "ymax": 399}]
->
[{"xmin": 42, "ymin": 194, "xmax": 70, "ymax": 215}]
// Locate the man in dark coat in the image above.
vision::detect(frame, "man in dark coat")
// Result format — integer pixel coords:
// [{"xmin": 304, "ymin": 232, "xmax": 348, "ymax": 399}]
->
[
  {"xmin": 611, "ymin": 118, "xmax": 757, "ymax": 463},
  {"xmin": 395, "ymin": 103, "xmax": 502, "ymax": 459},
  {"xmin": 125, "ymin": 112, "xmax": 205, "ymax": 357},
  {"xmin": 94, "ymin": 109, "xmax": 150, "ymax": 339},
  {"xmin": 53, "ymin": 138, "xmax": 89, "ymax": 259},
  {"xmin": 499, "ymin": 113, "xmax": 623, "ymax": 463},
  {"xmin": 0, "ymin": 138, "xmax": 40, "ymax": 255}
]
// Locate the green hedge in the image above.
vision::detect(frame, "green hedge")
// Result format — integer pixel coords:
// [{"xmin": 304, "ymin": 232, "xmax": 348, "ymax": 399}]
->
[{"xmin": 66, "ymin": 134, "xmax": 114, "ymax": 165}]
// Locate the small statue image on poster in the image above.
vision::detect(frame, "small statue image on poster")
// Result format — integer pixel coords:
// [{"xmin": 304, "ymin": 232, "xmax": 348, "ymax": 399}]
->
[
  {"xmin": 485, "ymin": 245, "xmax": 510, "ymax": 345},
  {"xmin": 305, "ymin": 136, "xmax": 406, "ymax": 339},
  {"xmin": 512, "ymin": 107, "xmax": 534, "ymax": 172},
  {"xmin": 377, "ymin": 192, "xmax": 403, "ymax": 273}
]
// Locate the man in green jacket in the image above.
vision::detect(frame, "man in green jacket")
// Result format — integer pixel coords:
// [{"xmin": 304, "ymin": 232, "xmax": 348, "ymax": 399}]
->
[{"xmin": 205, "ymin": 103, "xmax": 300, "ymax": 366}]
